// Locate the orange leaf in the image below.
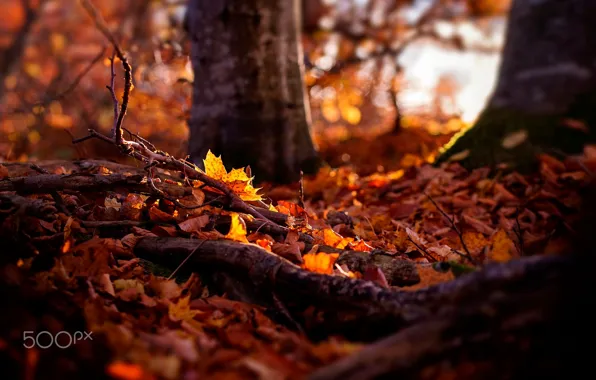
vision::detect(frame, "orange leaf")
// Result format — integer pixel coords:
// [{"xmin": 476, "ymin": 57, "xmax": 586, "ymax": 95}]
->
[
  {"xmin": 350, "ymin": 240, "xmax": 373, "ymax": 252},
  {"xmin": 489, "ymin": 229, "xmax": 515, "ymax": 262},
  {"xmin": 462, "ymin": 231, "xmax": 489, "ymax": 254},
  {"xmin": 61, "ymin": 239, "xmax": 72, "ymax": 254},
  {"xmin": 149, "ymin": 206, "xmax": 175, "ymax": 223},
  {"xmin": 106, "ymin": 361, "xmax": 145, "ymax": 380},
  {"xmin": 225, "ymin": 213, "xmax": 249, "ymax": 243},
  {"xmin": 314, "ymin": 228, "xmax": 351, "ymax": 249},
  {"xmin": 276, "ymin": 201, "xmax": 308, "ymax": 218},
  {"xmin": 302, "ymin": 252, "xmax": 339, "ymax": 274},
  {"xmin": 256, "ymin": 239, "xmax": 272, "ymax": 252}
]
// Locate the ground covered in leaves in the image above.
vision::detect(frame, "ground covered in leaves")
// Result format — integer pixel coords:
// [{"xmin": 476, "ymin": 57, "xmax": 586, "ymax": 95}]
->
[{"xmin": 1, "ymin": 137, "xmax": 595, "ymax": 379}]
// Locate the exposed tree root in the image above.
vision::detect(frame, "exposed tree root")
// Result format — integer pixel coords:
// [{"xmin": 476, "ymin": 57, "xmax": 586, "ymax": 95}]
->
[
  {"xmin": 0, "ymin": 194, "xmax": 57, "ymax": 220},
  {"xmin": 133, "ymin": 237, "xmax": 582, "ymax": 342},
  {"xmin": 309, "ymin": 253, "xmax": 595, "ymax": 379}
]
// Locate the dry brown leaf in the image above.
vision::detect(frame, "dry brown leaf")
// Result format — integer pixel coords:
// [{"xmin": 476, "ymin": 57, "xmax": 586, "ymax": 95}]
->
[
  {"xmin": 178, "ymin": 215, "xmax": 210, "ymax": 233},
  {"xmin": 501, "ymin": 129, "xmax": 528, "ymax": 149},
  {"xmin": 272, "ymin": 242, "xmax": 303, "ymax": 264}
]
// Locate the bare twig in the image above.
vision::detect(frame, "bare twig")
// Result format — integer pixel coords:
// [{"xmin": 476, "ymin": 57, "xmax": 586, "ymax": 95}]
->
[
  {"xmin": 75, "ymin": 0, "xmax": 285, "ymax": 234},
  {"xmin": 424, "ymin": 193, "xmax": 476, "ymax": 264},
  {"xmin": 298, "ymin": 170, "xmax": 305, "ymax": 209},
  {"xmin": 80, "ymin": 0, "xmax": 131, "ymax": 144},
  {"xmin": 513, "ymin": 207, "xmax": 525, "ymax": 256},
  {"xmin": 406, "ymin": 236, "xmax": 438, "ymax": 262},
  {"xmin": 167, "ymin": 240, "xmax": 206, "ymax": 280}
]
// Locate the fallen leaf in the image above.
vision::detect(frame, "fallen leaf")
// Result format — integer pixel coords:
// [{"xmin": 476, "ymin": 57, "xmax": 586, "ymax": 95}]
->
[
  {"xmin": 349, "ymin": 239, "xmax": 373, "ymax": 252},
  {"xmin": 362, "ymin": 265, "xmax": 389, "ymax": 288},
  {"xmin": 178, "ymin": 215, "xmax": 210, "ymax": 233},
  {"xmin": 302, "ymin": 252, "xmax": 339, "ymax": 274},
  {"xmin": 225, "ymin": 213, "xmax": 249, "ymax": 243},
  {"xmin": 272, "ymin": 242, "xmax": 303, "ymax": 264},
  {"xmin": 203, "ymin": 150, "xmax": 262, "ymax": 201},
  {"xmin": 448, "ymin": 149, "xmax": 470, "ymax": 161},
  {"xmin": 276, "ymin": 201, "xmax": 308, "ymax": 218},
  {"xmin": 501, "ymin": 129, "xmax": 528, "ymax": 149},
  {"xmin": 106, "ymin": 361, "xmax": 145, "ymax": 380},
  {"xmin": 490, "ymin": 229, "xmax": 515, "ymax": 262},
  {"xmin": 313, "ymin": 228, "xmax": 351, "ymax": 249},
  {"xmin": 105, "ymin": 197, "xmax": 122, "ymax": 211},
  {"xmin": 462, "ymin": 231, "xmax": 489, "ymax": 254},
  {"xmin": 256, "ymin": 239, "xmax": 273, "ymax": 252},
  {"xmin": 169, "ymin": 295, "xmax": 201, "ymax": 322},
  {"xmin": 121, "ymin": 194, "xmax": 145, "ymax": 220},
  {"xmin": 149, "ymin": 206, "xmax": 175, "ymax": 223}
]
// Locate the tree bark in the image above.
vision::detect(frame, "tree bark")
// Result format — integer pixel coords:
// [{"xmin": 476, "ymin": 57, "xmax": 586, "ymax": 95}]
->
[
  {"xmin": 437, "ymin": 0, "xmax": 596, "ymax": 169},
  {"xmin": 186, "ymin": 0, "xmax": 320, "ymax": 183}
]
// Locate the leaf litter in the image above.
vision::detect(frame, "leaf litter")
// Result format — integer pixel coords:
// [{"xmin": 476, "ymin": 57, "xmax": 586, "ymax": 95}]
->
[{"xmin": 1, "ymin": 143, "xmax": 595, "ymax": 379}]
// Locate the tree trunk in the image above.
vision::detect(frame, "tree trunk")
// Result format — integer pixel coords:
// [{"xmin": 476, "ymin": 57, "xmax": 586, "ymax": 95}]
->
[
  {"xmin": 186, "ymin": 0, "xmax": 321, "ymax": 183},
  {"xmin": 437, "ymin": 0, "xmax": 596, "ymax": 169}
]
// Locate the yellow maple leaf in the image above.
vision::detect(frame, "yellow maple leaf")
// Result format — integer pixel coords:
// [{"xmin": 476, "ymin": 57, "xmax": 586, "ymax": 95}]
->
[
  {"xmin": 169, "ymin": 295, "xmax": 201, "ymax": 322},
  {"xmin": 225, "ymin": 213, "xmax": 249, "ymax": 243},
  {"xmin": 202, "ymin": 150, "xmax": 262, "ymax": 201}
]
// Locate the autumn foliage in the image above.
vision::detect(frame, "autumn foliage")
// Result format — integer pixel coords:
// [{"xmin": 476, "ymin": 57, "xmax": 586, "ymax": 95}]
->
[{"xmin": 2, "ymin": 0, "xmax": 596, "ymax": 379}]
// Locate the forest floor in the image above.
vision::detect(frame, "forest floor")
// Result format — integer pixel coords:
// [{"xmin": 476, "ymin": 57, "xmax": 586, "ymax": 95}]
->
[{"xmin": 1, "ymin": 129, "xmax": 595, "ymax": 380}]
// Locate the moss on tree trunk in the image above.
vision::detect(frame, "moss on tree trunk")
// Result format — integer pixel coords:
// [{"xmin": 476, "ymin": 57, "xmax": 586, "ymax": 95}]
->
[
  {"xmin": 437, "ymin": 0, "xmax": 596, "ymax": 169},
  {"xmin": 435, "ymin": 107, "xmax": 593, "ymax": 171}
]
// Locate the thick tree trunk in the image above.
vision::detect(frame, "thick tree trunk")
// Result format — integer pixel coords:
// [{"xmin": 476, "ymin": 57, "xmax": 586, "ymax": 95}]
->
[
  {"xmin": 437, "ymin": 0, "xmax": 596, "ymax": 169},
  {"xmin": 186, "ymin": 0, "xmax": 320, "ymax": 183}
]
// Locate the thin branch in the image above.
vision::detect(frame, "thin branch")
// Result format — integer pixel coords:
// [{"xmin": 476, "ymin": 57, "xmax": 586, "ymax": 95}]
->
[
  {"xmin": 80, "ymin": 0, "xmax": 131, "ymax": 145},
  {"xmin": 298, "ymin": 170, "xmax": 305, "ymax": 209},
  {"xmin": 513, "ymin": 207, "xmax": 525, "ymax": 256},
  {"xmin": 167, "ymin": 240, "xmax": 206, "ymax": 280},
  {"xmin": 424, "ymin": 193, "xmax": 476, "ymax": 265},
  {"xmin": 407, "ymin": 236, "xmax": 438, "ymax": 262}
]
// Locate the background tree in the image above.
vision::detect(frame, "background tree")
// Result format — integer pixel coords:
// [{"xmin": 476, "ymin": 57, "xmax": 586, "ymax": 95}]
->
[
  {"xmin": 437, "ymin": 0, "xmax": 596, "ymax": 168},
  {"xmin": 186, "ymin": 0, "xmax": 321, "ymax": 183}
]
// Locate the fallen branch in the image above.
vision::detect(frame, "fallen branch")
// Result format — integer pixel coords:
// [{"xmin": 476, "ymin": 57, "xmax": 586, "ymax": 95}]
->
[
  {"xmin": 0, "ymin": 173, "xmax": 191, "ymax": 198},
  {"xmin": 0, "ymin": 194, "xmax": 57, "ymax": 220}
]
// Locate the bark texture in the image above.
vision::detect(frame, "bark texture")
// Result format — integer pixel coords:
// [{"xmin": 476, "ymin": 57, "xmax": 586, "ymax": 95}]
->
[
  {"xmin": 133, "ymin": 237, "xmax": 589, "ymax": 343},
  {"xmin": 187, "ymin": 0, "xmax": 320, "ymax": 183},
  {"xmin": 437, "ymin": 0, "xmax": 596, "ymax": 168}
]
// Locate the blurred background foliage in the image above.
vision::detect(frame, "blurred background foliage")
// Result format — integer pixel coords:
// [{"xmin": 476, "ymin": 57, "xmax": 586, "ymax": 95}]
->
[{"xmin": 0, "ymin": 0, "xmax": 510, "ymax": 173}]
